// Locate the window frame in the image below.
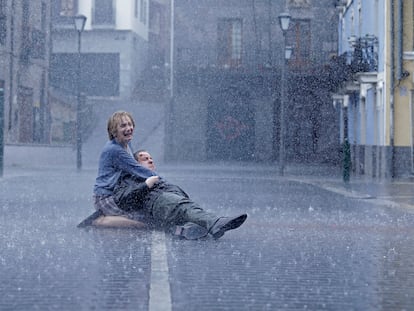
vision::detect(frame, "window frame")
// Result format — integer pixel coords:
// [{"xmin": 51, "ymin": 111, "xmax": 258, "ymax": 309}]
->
[{"xmin": 217, "ymin": 18, "xmax": 243, "ymax": 68}]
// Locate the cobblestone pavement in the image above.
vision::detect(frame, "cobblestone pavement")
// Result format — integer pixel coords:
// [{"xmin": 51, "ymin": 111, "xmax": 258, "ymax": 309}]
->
[{"xmin": 1, "ymin": 164, "xmax": 414, "ymax": 310}]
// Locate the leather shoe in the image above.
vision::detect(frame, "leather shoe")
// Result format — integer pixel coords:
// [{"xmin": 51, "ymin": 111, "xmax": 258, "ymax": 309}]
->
[
  {"xmin": 172, "ymin": 222, "xmax": 208, "ymax": 240},
  {"xmin": 209, "ymin": 214, "xmax": 247, "ymax": 239}
]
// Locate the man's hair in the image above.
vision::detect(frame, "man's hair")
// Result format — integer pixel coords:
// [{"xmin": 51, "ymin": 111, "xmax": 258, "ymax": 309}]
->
[
  {"xmin": 133, "ymin": 149, "xmax": 148, "ymax": 162},
  {"xmin": 107, "ymin": 111, "xmax": 135, "ymax": 140}
]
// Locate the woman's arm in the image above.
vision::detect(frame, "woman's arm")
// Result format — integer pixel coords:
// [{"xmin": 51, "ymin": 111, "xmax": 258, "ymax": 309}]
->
[{"xmin": 112, "ymin": 144, "xmax": 155, "ymax": 179}]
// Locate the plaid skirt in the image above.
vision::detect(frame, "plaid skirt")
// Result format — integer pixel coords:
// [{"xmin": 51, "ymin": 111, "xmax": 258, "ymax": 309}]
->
[
  {"xmin": 93, "ymin": 194, "xmax": 150, "ymax": 223},
  {"xmin": 93, "ymin": 194, "xmax": 125, "ymax": 216}
]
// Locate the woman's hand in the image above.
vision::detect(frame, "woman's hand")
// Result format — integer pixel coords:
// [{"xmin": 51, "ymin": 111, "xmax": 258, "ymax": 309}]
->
[{"xmin": 145, "ymin": 176, "xmax": 160, "ymax": 188}]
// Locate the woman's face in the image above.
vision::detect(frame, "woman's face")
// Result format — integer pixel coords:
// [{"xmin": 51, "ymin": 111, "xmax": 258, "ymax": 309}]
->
[{"xmin": 114, "ymin": 115, "xmax": 134, "ymax": 147}]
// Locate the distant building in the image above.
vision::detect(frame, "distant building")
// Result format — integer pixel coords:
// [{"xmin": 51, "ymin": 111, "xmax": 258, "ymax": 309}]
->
[
  {"xmin": 164, "ymin": 0, "xmax": 340, "ymax": 163},
  {"xmin": 50, "ymin": 0, "xmax": 159, "ymax": 142},
  {"xmin": 0, "ymin": 0, "xmax": 52, "ymax": 144},
  {"xmin": 51, "ymin": 0, "xmax": 152, "ymax": 100}
]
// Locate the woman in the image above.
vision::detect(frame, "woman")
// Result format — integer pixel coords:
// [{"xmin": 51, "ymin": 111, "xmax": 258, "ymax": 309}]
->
[{"xmin": 92, "ymin": 111, "xmax": 158, "ymax": 222}]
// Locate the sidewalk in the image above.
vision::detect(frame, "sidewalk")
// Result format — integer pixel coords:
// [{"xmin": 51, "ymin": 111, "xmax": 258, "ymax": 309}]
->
[
  {"xmin": 285, "ymin": 165, "xmax": 414, "ymax": 212},
  {"xmin": 160, "ymin": 162, "xmax": 414, "ymax": 211}
]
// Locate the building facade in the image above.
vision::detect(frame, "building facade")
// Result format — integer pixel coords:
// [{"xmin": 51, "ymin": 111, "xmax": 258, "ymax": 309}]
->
[
  {"xmin": 49, "ymin": 0, "xmax": 164, "ymax": 143},
  {"xmin": 334, "ymin": 0, "xmax": 414, "ymax": 178},
  {"xmin": 51, "ymin": 0, "xmax": 152, "ymax": 101},
  {"xmin": 164, "ymin": 0, "xmax": 340, "ymax": 163},
  {"xmin": 0, "ymin": 0, "xmax": 52, "ymax": 144}
]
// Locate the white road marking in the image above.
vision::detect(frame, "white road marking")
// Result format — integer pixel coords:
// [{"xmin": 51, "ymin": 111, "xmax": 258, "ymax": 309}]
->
[{"xmin": 149, "ymin": 231, "xmax": 172, "ymax": 311}]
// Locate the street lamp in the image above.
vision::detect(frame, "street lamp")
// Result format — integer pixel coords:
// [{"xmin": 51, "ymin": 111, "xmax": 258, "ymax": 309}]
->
[
  {"xmin": 0, "ymin": 83, "xmax": 4, "ymax": 177},
  {"xmin": 74, "ymin": 14, "xmax": 86, "ymax": 170},
  {"xmin": 278, "ymin": 12, "xmax": 291, "ymax": 176}
]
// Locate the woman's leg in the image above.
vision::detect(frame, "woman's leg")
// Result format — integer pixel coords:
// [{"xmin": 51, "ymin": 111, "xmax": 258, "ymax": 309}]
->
[{"xmin": 93, "ymin": 215, "xmax": 146, "ymax": 228}]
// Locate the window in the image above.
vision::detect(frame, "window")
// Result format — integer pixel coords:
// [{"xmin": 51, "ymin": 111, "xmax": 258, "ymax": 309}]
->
[
  {"xmin": 288, "ymin": 0, "xmax": 310, "ymax": 6},
  {"xmin": 59, "ymin": 0, "xmax": 75, "ymax": 16},
  {"xmin": 31, "ymin": 29, "xmax": 46, "ymax": 59},
  {"xmin": 52, "ymin": 0, "xmax": 76, "ymax": 25},
  {"xmin": 0, "ymin": 0, "xmax": 6, "ymax": 45},
  {"xmin": 140, "ymin": 0, "xmax": 147, "ymax": 24},
  {"xmin": 20, "ymin": 0, "xmax": 31, "ymax": 63},
  {"xmin": 41, "ymin": 2, "xmax": 47, "ymax": 32},
  {"xmin": 286, "ymin": 19, "xmax": 311, "ymax": 69},
  {"xmin": 93, "ymin": 0, "xmax": 114, "ymax": 25},
  {"xmin": 22, "ymin": 0, "xmax": 29, "ymax": 26},
  {"xmin": 217, "ymin": 19, "xmax": 243, "ymax": 68},
  {"xmin": 0, "ymin": 0, "xmax": 5, "ymax": 15}
]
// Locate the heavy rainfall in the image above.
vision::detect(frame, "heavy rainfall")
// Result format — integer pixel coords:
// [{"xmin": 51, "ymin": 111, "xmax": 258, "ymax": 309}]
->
[{"xmin": 1, "ymin": 0, "xmax": 414, "ymax": 310}]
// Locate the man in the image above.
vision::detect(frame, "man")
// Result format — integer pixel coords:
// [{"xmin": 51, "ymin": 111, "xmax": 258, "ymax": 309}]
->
[{"xmin": 119, "ymin": 150, "xmax": 247, "ymax": 240}]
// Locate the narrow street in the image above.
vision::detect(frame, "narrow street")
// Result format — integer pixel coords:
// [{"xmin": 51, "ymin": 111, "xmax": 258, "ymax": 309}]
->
[{"xmin": 1, "ymin": 163, "xmax": 414, "ymax": 310}]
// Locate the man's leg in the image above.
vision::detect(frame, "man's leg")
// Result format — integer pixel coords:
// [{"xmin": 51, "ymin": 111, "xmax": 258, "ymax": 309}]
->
[
  {"xmin": 150, "ymin": 192, "xmax": 218, "ymax": 230},
  {"xmin": 149, "ymin": 192, "xmax": 248, "ymax": 239}
]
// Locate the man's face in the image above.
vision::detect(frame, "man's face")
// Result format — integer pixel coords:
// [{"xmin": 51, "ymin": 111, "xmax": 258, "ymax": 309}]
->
[
  {"xmin": 114, "ymin": 116, "xmax": 134, "ymax": 146},
  {"xmin": 137, "ymin": 151, "xmax": 156, "ymax": 171}
]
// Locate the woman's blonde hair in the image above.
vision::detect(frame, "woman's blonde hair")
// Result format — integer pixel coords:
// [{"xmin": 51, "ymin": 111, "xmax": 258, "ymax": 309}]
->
[{"xmin": 107, "ymin": 111, "xmax": 135, "ymax": 140}]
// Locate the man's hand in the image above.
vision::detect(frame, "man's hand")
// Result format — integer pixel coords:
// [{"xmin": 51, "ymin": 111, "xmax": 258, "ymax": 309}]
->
[{"xmin": 145, "ymin": 176, "xmax": 160, "ymax": 188}]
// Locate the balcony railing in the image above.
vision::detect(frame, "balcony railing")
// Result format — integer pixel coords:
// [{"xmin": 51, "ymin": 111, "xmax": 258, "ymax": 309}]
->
[{"xmin": 346, "ymin": 34, "xmax": 378, "ymax": 73}]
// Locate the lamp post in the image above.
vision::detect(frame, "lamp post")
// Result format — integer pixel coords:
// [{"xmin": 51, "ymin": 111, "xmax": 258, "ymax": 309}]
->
[
  {"xmin": 0, "ymin": 82, "xmax": 4, "ymax": 177},
  {"xmin": 74, "ymin": 14, "xmax": 86, "ymax": 170},
  {"xmin": 278, "ymin": 12, "xmax": 291, "ymax": 176}
]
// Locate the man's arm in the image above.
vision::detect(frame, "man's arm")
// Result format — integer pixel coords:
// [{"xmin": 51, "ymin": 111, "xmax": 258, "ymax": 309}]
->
[{"xmin": 113, "ymin": 175, "xmax": 159, "ymax": 211}]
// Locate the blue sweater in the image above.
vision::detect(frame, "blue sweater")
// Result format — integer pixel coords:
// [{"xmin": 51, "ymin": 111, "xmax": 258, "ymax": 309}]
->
[{"xmin": 93, "ymin": 139, "xmax": 155, "ymax": 196}]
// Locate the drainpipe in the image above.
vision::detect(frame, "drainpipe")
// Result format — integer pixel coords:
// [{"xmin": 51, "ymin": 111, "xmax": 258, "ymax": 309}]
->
[
  {"xmin": 169, "ymin": 0, "xmax": 174, "ymax": 99},
  {"xmin": 8, "ymin": 0, "xmax": 15, "ymax": 132},
  {"xmin": 397, "ymin": 0, "xmax": 403, "ymax": 80},
  {"xmin": 165, "ymin": 0, "xmax": 175, "ymax": 162},
  {"xmin": 390, "ymin": 0, "xmax": 395, "ymax": 178}
]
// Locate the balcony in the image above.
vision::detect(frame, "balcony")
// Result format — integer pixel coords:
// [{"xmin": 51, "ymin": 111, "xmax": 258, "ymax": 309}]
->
[{"xmin": 346, "ymin": 34, "xmax": 378, "ymax": 73}]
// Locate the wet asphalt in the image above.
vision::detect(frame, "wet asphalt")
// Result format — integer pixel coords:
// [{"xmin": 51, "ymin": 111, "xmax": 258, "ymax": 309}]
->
[{"xmin": 1, "ymin": 163, "xmax": 414, "ymax": 310}]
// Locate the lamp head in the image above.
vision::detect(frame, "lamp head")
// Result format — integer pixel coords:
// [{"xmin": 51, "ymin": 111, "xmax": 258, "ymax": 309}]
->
[
  {"xmin": 278, "ymin": 12, "xmax": 291, "ymax": 32},
  {"xmin": 285, "ymin": 46, "xmax": 293, "ymax": 60},
  {"xmin": 74, "ymin": 14, "xmax": 87, "ymax": 32}
]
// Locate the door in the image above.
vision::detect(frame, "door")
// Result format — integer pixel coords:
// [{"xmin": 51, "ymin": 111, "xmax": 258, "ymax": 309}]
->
[
  {"xmin": 207, "ymin": 86, "xmax": 254, "ymax": 161},
  {"xmin": 18, "ymin": 86, "xmax": 34, "ymax": 143}
]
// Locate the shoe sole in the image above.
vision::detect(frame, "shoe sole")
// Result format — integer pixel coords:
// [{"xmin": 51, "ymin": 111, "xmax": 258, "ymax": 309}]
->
[{"xmin": 212, "ymin": 214, "xmax": 247, "ymax": 239}]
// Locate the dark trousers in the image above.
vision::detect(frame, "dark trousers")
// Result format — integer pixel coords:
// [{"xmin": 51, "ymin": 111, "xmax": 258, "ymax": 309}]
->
[{"xmin": 147, "ymin": 192, "xmax": 218, "ymax": 230}]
